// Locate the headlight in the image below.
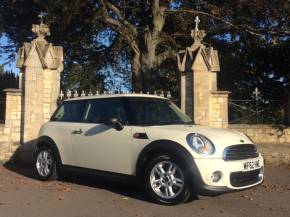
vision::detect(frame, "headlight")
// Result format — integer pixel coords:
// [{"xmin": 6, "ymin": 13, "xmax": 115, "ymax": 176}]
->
[{"xmin": 186, "ymin": 133, "xmax": 215, "ymax": 155}]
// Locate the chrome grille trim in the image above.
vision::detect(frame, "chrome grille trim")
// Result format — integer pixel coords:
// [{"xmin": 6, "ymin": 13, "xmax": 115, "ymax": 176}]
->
[{"xmin": 223, "ymin": 144, "xmax": 259, "ymax": 161}]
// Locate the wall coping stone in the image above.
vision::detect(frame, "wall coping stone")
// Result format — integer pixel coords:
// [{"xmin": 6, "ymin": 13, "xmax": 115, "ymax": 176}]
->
[
  {"xmin": 229, "ymin": 124, "xmax": 289, "ymax": 129},
  {"xmin": 211, "ymin": 90, "xmax": 231, "ymax": 95},
  {"xmin": 3, "ymin": 89, "xmax": 22, "ymax": 96}
]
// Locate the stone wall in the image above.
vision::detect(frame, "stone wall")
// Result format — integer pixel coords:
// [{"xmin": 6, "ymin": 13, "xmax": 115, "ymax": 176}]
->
[
  {"xmin": 229, "ymin": 124, "xmax": 290, "ymax": 166},
  {"xmin": 209, "ymin": 91, "xmax": 229, "ymax": 128},
  {"xmin": 229, "ymin": 124, "xmax": 290, "ymax": 144},
  {"xmin": 0, "ymin": 89, "xmax": 22, "ymax": 162}
]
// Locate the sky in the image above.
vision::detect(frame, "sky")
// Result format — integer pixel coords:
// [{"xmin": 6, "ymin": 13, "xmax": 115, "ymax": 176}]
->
[{"xmin": 0, "ymin": 35, "xmax": 19, "ymax": 74}]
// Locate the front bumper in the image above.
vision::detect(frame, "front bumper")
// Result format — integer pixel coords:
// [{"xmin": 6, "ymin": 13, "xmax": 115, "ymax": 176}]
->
[{"xmin": 189, "ymin": 155, "xmax": 264, "ymax": 196}]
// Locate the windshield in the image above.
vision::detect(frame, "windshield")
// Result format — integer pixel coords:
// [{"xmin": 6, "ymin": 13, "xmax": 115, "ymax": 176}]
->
[{"xmin": 127, "ymin": 98, "xmax": 193, "ymax": 126}]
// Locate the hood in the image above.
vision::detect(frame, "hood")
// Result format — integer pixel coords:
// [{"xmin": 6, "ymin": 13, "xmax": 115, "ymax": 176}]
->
[{"xmin": 143, "ymin": 124, "xmax": 252, "ymax": 157}]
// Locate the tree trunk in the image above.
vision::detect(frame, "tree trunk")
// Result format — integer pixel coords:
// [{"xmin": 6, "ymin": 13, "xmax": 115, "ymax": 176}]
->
[
  {"xmin": 131, "ymin": 0, "xmax": 167, "ymax": 92},
  {"xmin": 131, "ymin": 32, "xmax": 157, "ymax": 92},
  {"xmin": 141, "ymin": 30, "xmax": 157, "ymax": 91},
  {"xmin": 131, "ymin": 40, "xmax": 143, "ymax": 92}
]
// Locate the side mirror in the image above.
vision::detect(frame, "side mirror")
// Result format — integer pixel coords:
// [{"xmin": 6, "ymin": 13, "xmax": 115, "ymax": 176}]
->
[{"xmin": 104, "ymin": 117, "xmax": 124, "ymax": 131}]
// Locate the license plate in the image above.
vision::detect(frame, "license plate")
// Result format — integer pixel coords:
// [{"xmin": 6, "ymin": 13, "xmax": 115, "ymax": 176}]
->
[{"xmin": 243, "ymin": 159, "xmax": 260, "ymax": 171}]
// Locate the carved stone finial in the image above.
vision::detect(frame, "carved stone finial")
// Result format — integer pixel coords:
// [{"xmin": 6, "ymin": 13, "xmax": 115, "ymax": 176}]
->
[
  {"xmin": 190, "ymin": 16, "xmax": 206, "ymax": 47},
  {"xmin": 32, "ymin": 13, "xmax": 50, "ymax": 41},
  {"xmin": 194, "ymin": 16, "xmax": 200, "ymax": 31}
]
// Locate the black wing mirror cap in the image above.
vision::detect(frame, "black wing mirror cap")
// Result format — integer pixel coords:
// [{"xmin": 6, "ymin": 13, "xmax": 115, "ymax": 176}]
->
[{"xmin": 104, "ymin": 117, "xmax": 124, "ymax": 131}]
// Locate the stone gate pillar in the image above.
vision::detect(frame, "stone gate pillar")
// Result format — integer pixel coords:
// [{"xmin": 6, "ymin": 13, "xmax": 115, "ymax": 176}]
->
[
  {"xmin": 177, "ymin": 16, "xmax": 230, "ymax": 128},
  {"xmin": 16, "ymin": 22, "xmax": 63, "ymax": 145}
]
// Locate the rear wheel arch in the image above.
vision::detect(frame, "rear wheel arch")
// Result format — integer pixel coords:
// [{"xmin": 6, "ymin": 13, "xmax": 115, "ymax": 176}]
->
[
  {"xmin": 135, "ymin": 140, "xmax": 195, "ymax": 181},
  {"xmin": 36, "ymin": 136, "xmax": 62, "ymax": 166}
]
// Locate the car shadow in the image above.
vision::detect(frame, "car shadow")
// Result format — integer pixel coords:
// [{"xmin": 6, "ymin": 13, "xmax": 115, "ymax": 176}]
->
[{"xmin": 4, "ymin": 161, "xmax": 150, "ymax": 203}]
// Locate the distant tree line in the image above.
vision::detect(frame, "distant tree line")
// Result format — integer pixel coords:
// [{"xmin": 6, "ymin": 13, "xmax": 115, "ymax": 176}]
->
[
  {"xmin": 0, "ymin": 65, "xmax": 18, "ymax": 122},
  {"xmin": 0, "ymin": 65, "xmax": 18, "ymax": 98}
]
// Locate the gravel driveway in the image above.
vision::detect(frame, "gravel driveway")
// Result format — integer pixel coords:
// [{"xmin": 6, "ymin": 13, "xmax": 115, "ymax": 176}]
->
[{"xmin": 0, "ymin": 163, "xmax": 289, "ymax": 217}]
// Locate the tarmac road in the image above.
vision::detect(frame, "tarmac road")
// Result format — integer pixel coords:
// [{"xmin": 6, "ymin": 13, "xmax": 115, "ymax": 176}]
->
[{"xmin": 0, "ymin": 163, "xmax": 289, "ymax": 217}]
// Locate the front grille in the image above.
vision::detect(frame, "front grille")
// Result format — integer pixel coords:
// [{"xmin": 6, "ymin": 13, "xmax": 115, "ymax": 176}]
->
[
  {"xmin": 230, "ymin": 169, "xmax": 262, "ymax": 187},
  {"xmin": 223, "ymin": 144, "xmax": 259, "ymax": 161}
]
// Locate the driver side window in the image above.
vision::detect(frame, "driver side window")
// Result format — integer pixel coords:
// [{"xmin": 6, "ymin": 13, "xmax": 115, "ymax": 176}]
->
[{"xmin": 84, "ymin": 98, "xmax": 129, "ymax": 124}]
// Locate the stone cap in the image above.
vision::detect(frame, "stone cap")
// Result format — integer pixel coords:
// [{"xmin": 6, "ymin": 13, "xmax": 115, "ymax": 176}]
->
[
  {"xmin": 16, "ymin": 22, "xmax": 63, "ymax": 71},
  {"xmin": 177, "ymin": 46, "xmax": 220, "ymax": 72},
  {"xmin": 3, "ymin": 88, "xmax": 22, "ymax": 95},
  {"xmin": 211, "ymin": 90, "xmax": 231, "ymax": 95}
]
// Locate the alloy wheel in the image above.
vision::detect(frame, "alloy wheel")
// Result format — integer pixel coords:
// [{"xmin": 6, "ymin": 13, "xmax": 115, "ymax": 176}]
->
[
  {"xmin": 36, "ymin": 150, "xmax": 53, "ymax": 177},
  {"xmin": 149, "ymin": 160, "xmax": 185, "ymax": 199}
]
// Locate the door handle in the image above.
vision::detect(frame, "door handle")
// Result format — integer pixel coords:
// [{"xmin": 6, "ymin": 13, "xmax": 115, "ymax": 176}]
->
[{"xmin": 72, "ymin": 128, "xmax": 83, "ymax": 135}]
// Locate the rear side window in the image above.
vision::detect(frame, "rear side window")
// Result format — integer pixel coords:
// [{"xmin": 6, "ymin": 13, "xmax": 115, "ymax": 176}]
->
[
  {"xmin": 51, "ymin": 100, "xmax": 87, "ymax": 122},
  {"xmin": 84, "ymin": 98, "xmax": 129, "ymax": 124}
]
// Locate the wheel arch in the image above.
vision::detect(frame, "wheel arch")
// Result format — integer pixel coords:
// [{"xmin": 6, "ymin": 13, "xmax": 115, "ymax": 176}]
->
[
  {"xmin": 36, "ymin": 136, "xmax": 62, "ymax": 166},
  {"xmin": 135, "ymin": 140, "xmax": 195, "ymax": 181}
]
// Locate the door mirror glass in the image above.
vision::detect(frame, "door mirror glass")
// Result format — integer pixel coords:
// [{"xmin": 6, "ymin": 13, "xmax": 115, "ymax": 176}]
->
[{"xmin": 104, "ymin": 117, "xmax": 124, "ymax": 131}]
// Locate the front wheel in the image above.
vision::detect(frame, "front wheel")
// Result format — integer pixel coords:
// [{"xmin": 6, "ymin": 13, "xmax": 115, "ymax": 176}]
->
[
  {"xmin": 34, "ymin": 146, "xmax": 58, "ymax": 181},
  {"xmin": 144, "ymin": 154, "xmax": 192, "ymax": 205}
]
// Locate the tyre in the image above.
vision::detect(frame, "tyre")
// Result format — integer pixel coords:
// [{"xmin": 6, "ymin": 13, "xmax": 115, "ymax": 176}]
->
[
  {"xmin": 144, "ymin": 154, "xmax": 192, "ymax": 205},
  {"xmin": 34, "ymin": 145, "xmax": 58, "ymax": 181}
]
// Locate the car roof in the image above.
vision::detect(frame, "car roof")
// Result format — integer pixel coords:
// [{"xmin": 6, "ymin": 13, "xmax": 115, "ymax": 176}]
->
[{"xmin": 64, "ymin": 93, "xmax": 168, "ymax": 101}]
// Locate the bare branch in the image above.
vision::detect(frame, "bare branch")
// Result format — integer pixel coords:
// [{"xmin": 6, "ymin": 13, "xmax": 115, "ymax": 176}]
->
[
  {"xmin": 98, "ymin": 0, "xmax": 137, "ymax": 36},
  {"xmin": 166, "ymin": 9, "xmax": 290, "ymax": 36},
  {"xmin": 151, "ymin": 0, "xmax": 168, "ymax": 42},
  {"xmin": 106, "ymin": 1, "xmax": 123, "ymax": 19},
  {"xmin": 99, "ymin": 0, "xmax": 122, "ymax": 30},
  {"xmin": 131, "ymin": 40, "xmax": 141, "ymax": 56}
]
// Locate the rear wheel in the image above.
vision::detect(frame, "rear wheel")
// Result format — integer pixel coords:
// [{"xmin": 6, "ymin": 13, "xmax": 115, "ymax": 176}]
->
[
  {"xmin": 34, "ymin": 146, "xmax": 58, "ymax": 181},
  {"xmin": 144, "ymin": 154, "xmax": 192, "ymax": 205}
]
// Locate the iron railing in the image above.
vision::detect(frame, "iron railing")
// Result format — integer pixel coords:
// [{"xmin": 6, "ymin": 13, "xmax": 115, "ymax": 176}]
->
[
  {"xmin": 229, "ymin": 99, "xmax": 283, "ymax": 124},
  {"xmin": 58, "ymin": 89, "xmax": 172, "ymax": 101}
]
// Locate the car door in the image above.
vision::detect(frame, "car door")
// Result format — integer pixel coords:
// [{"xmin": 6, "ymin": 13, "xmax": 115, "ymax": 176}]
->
[
  {"xmin": 71, "ymin": 97, "xmax": 133, "ymax": 175},
  {"xmin": 49, "ymin": 99, "xmax": 88, "ymax": 165}
]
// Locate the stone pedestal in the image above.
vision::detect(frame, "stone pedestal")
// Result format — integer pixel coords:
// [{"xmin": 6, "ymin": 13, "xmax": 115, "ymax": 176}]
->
[
  {"xmin": 177, "ymin": 16, "xmax": 230, "ymax": 128},
  {"xmin": 16, "ymin": 23, "xmax": 63, "ymax": 145}
]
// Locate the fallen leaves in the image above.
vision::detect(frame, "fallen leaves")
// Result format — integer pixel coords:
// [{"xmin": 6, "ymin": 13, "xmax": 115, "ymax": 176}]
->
[
  {"xmin": 240, "ymin": 194, "xmax": 254, "ymax": 201},
  {"xmin": 40, "ymin": 182, "xmax": 73, "ymax": 193},
  {"xmin": 261, "ymin": 183, "xmax": 290, "ymax": 193},
  {"xmin": 58, "ymin": 196, "xmax": 65, "ymax": 200}
]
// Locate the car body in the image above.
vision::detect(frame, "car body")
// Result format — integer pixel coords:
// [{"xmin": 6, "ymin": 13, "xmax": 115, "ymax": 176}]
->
[{"xmin": 35, "ymin": 94, "xmax": 264, "ymax": 205}]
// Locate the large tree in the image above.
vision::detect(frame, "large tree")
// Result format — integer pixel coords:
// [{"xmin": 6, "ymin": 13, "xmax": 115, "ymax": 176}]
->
[{"xmin": 0, "ymin": 0, "xmax": 289, "ymax": 95}]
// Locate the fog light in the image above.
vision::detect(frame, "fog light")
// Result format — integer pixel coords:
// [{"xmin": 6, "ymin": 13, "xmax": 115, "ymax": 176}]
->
[{"xmin": 211, "ymin": 171, "xmax": 222, "ymax": 183}]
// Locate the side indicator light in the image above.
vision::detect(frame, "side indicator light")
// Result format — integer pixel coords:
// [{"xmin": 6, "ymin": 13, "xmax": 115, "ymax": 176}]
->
[{"xmin": 133, "ymin": 133, "xmax": 148, "ymax": 139}]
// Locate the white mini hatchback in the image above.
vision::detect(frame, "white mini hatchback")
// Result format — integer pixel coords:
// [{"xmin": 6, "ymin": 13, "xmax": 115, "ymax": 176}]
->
[{"xmin": 35, "ymin": 94, "xmax": 264, "ymax": 205}]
